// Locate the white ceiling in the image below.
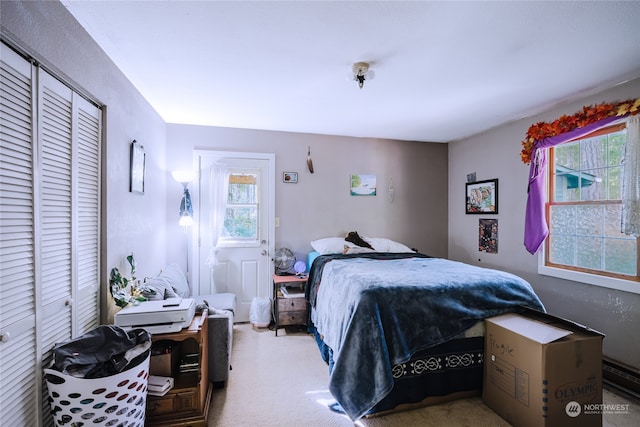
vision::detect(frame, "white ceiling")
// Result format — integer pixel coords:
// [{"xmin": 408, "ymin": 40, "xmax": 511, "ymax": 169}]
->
[{"xmin": 62, "ymin": 1, "xmax": 640, "ymax": 143}]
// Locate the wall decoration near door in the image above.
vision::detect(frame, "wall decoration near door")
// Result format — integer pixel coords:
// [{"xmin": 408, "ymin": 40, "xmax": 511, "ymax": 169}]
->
[
  {"xmin": 283, "ymin": 172, "xmax": 298, "ymax": 183},
  {"xmin": 466, "ymin": 179, "xmax": 498, "ymax": 213},
  {"xmin": 130, "ymin": 139, "xmax": 145, "ymax": 194},
  {"xmin": 350, "ymin": 174, "xmax": 377, "ymax": 196},
  {"xmin": 479, "ymin": 218, "xmax": 498, "ymax": 254}
]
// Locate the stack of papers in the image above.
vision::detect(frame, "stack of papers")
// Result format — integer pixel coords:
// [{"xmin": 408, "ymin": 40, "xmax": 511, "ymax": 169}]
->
[{"xmin": 148, "ymin": 375, "xmax": 174, "ymax": 396}]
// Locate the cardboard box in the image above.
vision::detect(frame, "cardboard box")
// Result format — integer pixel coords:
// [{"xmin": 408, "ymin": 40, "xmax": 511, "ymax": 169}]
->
[
  {"xmin": 150, "ymin": 353, "xmax": 173, "ymax": 377},
  {"xmin": 483, "ymin": 309, "xmax": 604, "ymax": 427},
  {"xmin": 150, "ymin": 341, "xmax": 175, "ymax": 377}
]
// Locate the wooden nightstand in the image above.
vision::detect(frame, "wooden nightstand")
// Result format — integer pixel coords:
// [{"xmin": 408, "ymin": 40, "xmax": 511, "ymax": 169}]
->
[{"xmin": 273, "ymin": 274, "xmax": 308, "ymax": 336}]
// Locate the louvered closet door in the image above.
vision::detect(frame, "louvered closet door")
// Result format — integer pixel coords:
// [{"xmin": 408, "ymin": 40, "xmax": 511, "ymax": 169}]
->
[
  {"xmin": 38, "ymin": 71, "xmax": 101, "ymax": 341},
  {"xmin": 38, "ymin": 71, "xmax": 75, "ymax": 364},
  {"xmin": 0, "ymin": 42, "xmax": 102, "ymax": 427},
  {"xmin": 0, "ymin": 43, "xmax": 38, "ymax": 427},
  {"xmin": 37, "ymin": 69, "xmax": 102, "ymax": 427},
  {"xmin": 74, "ymin": 94, "xmax": 101, "ymax": 335},
  {"xmin": 37, "ymin": 71, "xmax": 76, "ymax": 427}
]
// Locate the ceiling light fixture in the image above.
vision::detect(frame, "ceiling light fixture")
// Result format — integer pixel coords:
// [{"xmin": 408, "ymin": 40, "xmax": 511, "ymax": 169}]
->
[{"xmin": 351, "ymin": 62, "xmax": 375, "ymax": 89}]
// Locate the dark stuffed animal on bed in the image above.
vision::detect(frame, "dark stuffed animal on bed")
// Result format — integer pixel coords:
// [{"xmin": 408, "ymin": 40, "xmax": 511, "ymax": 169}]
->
[{"xmin": 345, "ymin": 231, "xmax": 374, "ymax": 250}]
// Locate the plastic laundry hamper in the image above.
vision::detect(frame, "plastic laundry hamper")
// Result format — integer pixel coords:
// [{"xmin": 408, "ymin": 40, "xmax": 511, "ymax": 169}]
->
[
  {"xmin": 250, "ymin": 296, "xmax": 272, "ymax": 327},
  {"xmin": 44, "ymin": 353, "xmax": 150, "ymax": 427}
]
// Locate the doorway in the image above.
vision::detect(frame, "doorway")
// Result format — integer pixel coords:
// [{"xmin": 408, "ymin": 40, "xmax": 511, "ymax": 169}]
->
[{"xmin": 194, "ymin": 151, "xmax": 275, "ymax": 322}]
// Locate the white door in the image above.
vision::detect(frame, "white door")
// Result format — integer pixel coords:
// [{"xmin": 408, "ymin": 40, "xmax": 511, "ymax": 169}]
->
[{"xmin": 195, "ymin": 151, "xmax": 274, "ymax": 322}]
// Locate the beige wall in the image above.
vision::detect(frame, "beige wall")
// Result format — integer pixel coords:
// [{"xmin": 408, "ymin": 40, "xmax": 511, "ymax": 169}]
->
[
  {"xmin": 165, "ymin": 124, "xmax": 449, "ymax": 271},
  {"xmin": 448, "ymin": 77, "xmax": 640, "ymax": 370}
]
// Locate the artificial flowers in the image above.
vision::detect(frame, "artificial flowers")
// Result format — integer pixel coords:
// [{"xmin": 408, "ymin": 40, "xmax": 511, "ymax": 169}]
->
[{"xmin": 520, "ymin": 98, "xmax": 640, "ymax": 164}]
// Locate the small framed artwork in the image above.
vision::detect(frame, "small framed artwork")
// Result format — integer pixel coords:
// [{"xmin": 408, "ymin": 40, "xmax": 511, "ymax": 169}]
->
[
  {"xmin": 129, "ymin": 140, "xmax": 145, "ymax": 194},
  {"xmin": 350, "ymin": 174, "xmax": 377, "ymax": 196},
  {"xmin": 466, "ymin": 179, "xmax": 498, "ymax": 214},
  {"xmin": 283, "ymin": 172, "xmax": 298, "ymax": 183},
  {"xmin": 479, "ymin": 218, "xmax": 498, "ymax": 254}
]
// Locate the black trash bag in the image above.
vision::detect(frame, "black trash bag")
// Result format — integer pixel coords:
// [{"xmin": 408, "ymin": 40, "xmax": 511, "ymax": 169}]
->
[{"xmin": 51, "ymin": 325, "xmax": 151, "ymax": 379}]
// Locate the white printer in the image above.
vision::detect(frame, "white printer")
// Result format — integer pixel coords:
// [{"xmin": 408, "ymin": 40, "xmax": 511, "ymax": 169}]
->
[{"xmin": 114, "ymin": 298, "xmax": 196, "ymax": 334}]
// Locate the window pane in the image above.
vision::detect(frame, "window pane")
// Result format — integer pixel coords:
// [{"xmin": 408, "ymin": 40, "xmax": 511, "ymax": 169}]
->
[
  {"xmin": 554, "ymin": 173, "xmax": 579, "ymax": 201},
  {"xmin": 576, "ymin": 236, "xmax": 603, "ymax": 270},
  {"xmin": 604, "ymin": 238, "xmax": 637, "ymax": 276},
  {"xmin": 555, "ymin": 142, "xmax": 579, "ymax": 170},
  {"xmin": 228, "ymin": 180, "xmax": 257, "ymax": 203},
  {"xmin": 549, "ymin": 205, "xmax": 575, "ymax": 234},
  {"xmin": 223, "ymin": 206, "xmax": 257, "ymax": 238},
  {"xmin": 604, "ymin": 204, "xmax": 624, "ymax": 237},
  {"xmin": 549, "ymin": 234, "xmax": 576, "ymax": 266},
  {"xmin": 576, "ymin": 205, "xmax": 602, "ymax": 236},
  {"xmin": 579, "ymin": 169, "xmax": 605, "ymax": 201},
  {"xmin": 608, "ymin": 166, "xmax": 622, "ymax": 199},
  {"xmin": 608, "ymin": 132, "xmax": 625, "ymax": 166},
  {"xmin": 603, "ymin": 204, "xmax": 637, "ymax": 275},
  {"xmin": 580, "ymin": 136, "xmax": 606, "ymax": 170}
]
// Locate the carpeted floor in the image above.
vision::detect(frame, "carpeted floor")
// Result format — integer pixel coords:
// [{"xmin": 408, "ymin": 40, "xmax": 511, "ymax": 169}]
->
[{"xmin": 208, "ymin": 323, "xmax": 639, "ymax": 426}]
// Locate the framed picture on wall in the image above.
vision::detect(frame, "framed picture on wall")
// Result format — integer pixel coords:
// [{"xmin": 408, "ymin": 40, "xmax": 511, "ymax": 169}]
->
[
  {"xmin": 479, "ymin": 218, "xmax": 498, "ymax": 253},
  {"xmin": 130, "ymin": 140, "xmax": 145, "ymax": 194},
  {"xmin": 283, "ymin": 172, "xmax": 298, "ymax": 183},
  {"xmin": 466, "ymin": 179, "xmax": 498, "ymax": 214},
  {"xmin": 350, "ymin": 174, "xmax": 377, "ymax": 196}
]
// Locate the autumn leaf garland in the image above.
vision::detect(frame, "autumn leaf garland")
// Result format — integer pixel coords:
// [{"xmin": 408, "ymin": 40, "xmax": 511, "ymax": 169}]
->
[{"xmin": 520, "ymin": 98, "xmax": 640, "ymax": 164}]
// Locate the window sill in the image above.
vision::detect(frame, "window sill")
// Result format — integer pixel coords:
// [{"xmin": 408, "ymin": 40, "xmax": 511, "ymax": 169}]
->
[{"xmin": 537, "ymin": 262, "xmax": 639, "ymax": 295}]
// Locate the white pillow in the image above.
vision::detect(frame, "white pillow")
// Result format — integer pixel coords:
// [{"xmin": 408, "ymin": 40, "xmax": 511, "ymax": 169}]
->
[
  {"xmin": 386, "ymin": 240, "xmax": 415, "ymax": 253},
  {"xmin": 344, "ymin": 246, "xmax": 375, "ymax": 254},
  {"xmin": 363, "ymin": 237, "xmax": 414, "ymax": 253},
  {"xmin": 158, "ymin": 263, "xmax": 191, "ymax": 298},
  {"xmin": 143, "ymin": 277, "xmax": 179, "ymax": 300},
  {"xmin": 311, "ymin": 237, "xmax": 354, "ymax": 254}
]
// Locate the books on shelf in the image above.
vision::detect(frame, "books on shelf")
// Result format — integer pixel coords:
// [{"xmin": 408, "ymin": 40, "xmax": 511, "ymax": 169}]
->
[
  {"xmin": 148, "ymin": 375, "xmax": 174, "ymax": 396},
  {"xmin": 179, "ymin": 353, "xmax": 199, "ymax": 374},
  {"xmin": 279, "ymin": 286, "xmax": 304, "ymax": 298}
]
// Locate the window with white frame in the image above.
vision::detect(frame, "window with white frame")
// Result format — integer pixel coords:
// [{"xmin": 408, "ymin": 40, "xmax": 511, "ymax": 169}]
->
[
  {"xmin": 221, "ymin": 172, "xmax": 259, "ymax": 241},
  {"xmin": 546, "ymin": 124, "xmax": 639, "ymax": 282}
]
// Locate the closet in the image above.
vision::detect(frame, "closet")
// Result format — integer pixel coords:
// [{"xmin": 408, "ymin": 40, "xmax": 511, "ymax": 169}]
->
[{"xmin": 0, "ymin": 42, "xmax": 102, "ymax": 426}]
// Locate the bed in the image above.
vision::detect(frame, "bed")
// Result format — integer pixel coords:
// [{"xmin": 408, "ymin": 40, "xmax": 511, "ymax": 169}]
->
[{"xmin": 305, "ymin": 237, "xmax": 545, "ymax": 421}]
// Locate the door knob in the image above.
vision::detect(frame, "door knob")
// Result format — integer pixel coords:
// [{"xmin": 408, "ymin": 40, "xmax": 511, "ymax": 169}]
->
[{"xmin": 261, "ymin": 250, "xmax": 268, "ymax": 256}]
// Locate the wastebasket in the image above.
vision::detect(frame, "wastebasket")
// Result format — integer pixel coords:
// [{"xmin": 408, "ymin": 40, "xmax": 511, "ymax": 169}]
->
[
  {"xmin": 250, "ymin": 297, "xmax": 272, "ymax": 327},
  {"xmin": 44, "ymin": 325, "xmax": 151, "ymax": 427}
]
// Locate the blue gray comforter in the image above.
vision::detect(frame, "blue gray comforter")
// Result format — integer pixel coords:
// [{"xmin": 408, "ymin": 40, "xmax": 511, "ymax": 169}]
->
[{"xmin": 308, "ymin": 254, "xmax": 545, "ymax": 421}]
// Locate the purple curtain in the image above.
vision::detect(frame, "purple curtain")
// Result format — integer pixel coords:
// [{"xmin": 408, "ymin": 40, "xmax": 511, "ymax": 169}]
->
[{"xmin": 524, "ymin": 115, "xmax": 624, "ymax": 254}]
